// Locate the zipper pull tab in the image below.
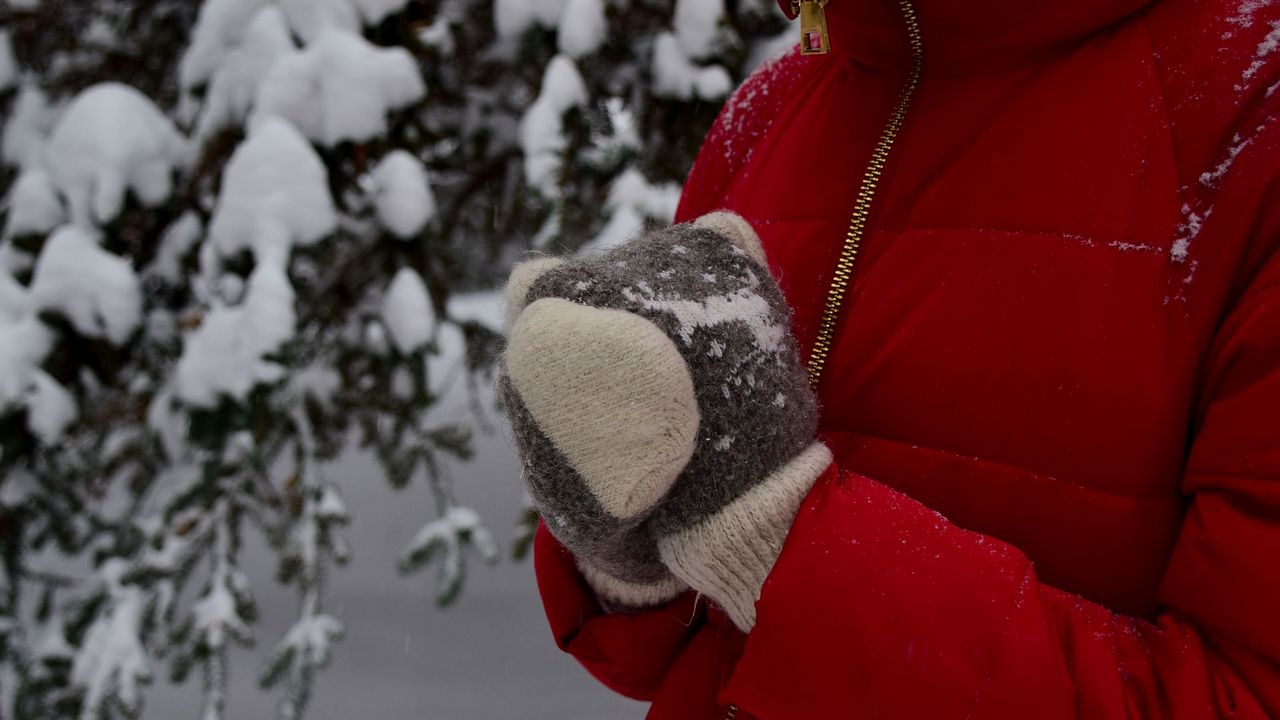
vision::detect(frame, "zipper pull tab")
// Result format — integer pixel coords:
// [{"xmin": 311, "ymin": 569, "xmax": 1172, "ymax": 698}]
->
[{"xmin": 798, "ymin": 0, "xmax": 831, "ymax": 55}]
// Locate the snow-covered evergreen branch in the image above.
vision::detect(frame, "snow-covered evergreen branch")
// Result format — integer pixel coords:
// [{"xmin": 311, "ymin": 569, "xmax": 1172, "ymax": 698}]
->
[{"xmin": 0, "ymin": 0, "xmax": 789, "ymax": 715}]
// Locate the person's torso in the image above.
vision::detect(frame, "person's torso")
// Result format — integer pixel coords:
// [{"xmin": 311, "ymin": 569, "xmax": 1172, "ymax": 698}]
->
[{"xmin": 696, "ymin": 0, "xmax": 1279, "ymax": 620}]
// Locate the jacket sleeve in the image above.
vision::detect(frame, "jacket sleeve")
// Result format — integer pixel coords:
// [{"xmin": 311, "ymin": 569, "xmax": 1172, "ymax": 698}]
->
[
  {"xmin": 532, "ymin": 523, "xmax": 704, "ymax": 700},
  {"xmin": 722, "ymin": 127, "xmax": 1280, "ymax": 719}
]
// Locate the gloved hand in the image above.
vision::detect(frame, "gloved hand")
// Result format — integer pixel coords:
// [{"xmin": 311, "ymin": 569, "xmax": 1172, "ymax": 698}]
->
[{"xmin": 500, "ymin": 212, "xmax": 832, "ymax": 630}]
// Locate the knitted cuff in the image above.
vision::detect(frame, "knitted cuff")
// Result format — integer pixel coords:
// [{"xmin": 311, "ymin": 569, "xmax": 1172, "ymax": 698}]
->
[
  {"xmin": 657, "ymin": 442, "xmax": 833, "ymax": 632},
  {"xmin": 576, "ymin": 557, "xmax": 688, "ymax": 611}
]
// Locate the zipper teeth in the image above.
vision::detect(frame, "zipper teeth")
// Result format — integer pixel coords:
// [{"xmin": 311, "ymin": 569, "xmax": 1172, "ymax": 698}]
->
[{"xmin": 805, "ymin": 0, "xmax": 925, "ymax": 389}]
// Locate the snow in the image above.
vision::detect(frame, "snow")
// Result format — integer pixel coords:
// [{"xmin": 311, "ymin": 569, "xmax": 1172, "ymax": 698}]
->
[
  {"xmin": 416, "ymin": 17, "xmax": 455, "ymax": 56},
  {"xmin": 207, "ymin": 118, "xmax": 337, "ymax": 262},
  {"xmin": 45, "ymin": 83, "xmax": 189, "ymax": 227},
  {"xmin": 652, "ymin": 33, "xmax": 732, "ymax": 101},
  {"xmin": 147, "ymin": 212, "xmax": 204, "ymax": 284},
  {"xmin": 71, "ymin": 561, "xmax": 154, "ymax": 720},
  {"xmin": 280, "ymin": 0, "xmax": 418, "ymax": 43},
  {"xmin": 0, "ymin": 316, "xmax": 53, "ymax": 409},
  {"xmin": 0, "ymin": 269, "xmax": 28, "ymax": 321},
  {"xmin": 558, "ymin": 0, "xmax": 607, "ymax": 59},
  {"xmin": 253, "ymin": 28, "xmax": 425, "ymax": 147},
  {"xmin": 280, "ymin": 0, "xmax": 360, "ymax": 42},
  {"xmin": 675, "ymin": 0, "xmax": 726, "ymax": 60},
  {"xmin": 1171, "ymin": 203, "xmax": 1212, "ymax": 263},
  {"xmin": 192, "ymin": 569, "xmax": 253, "ymax": 650},
  {"xmin": 268, "ymin": 612, "xmax": 345, "ymax": 668},
  {"xmin": 1238, "ymin": 20, "xmax": 1280, "ymax": 91},
  {"xmin": 621, "ymin": 271, "xmax": 786, "ymax": 352},
  {"xmin": 0, "ymin": 30, "xmax": 16, "ymax": 92},
  {"xmin": 4, "ymin": 168, "xmax": 65, "ymax": 238},
  {"xmin": 30, "ymin": 226, "xmax": 143, "ymax": 345},
  {"xmin": 397, "ymin": 504, "xmax": 498, "ymax": 602},
  {"xmin": 520, "ymin": 55, "xmax": 588, "ymax": 197},
  {"xmin": 494, "ymin": 0, "xmax": 565, "ymax": 38},
  {"xmin": 179, "ymin": 105, "xmax": 321, "ymax": 403},
  {"xmin": 381, "ymin": 267, "xmax": 435, "ymax": 354},
  {"xmin": 1226, "ymin": 0, "xmax": 1274, "ymax": 30},
  {"xmin": 181, "ymin": 0, "xmax": 271, "ymax": 91},
  {"xmin": 193, "ymin": 6, "xmax": 295, "ymax": 140},
  {"xmin": 174, "ymin": 262, "xmax": 297, "ymax": 406},
  {"xmin": 581, "ymin": 167, "xmax": 681, "ymax": 252},
  {"xmin": 1199, "ymin": 130, "xmax": 1259, "ymax": 187},
  {"xmin": 2, "ymin": 84, "xmax": 58, "ymax": 170},
  {"xmin": 370, "ymin": 150, "xmax": 436, "ymax": 239},
  {"xmin": 26, "ymin": 370, "xmax": 77, "ymax": 444}
]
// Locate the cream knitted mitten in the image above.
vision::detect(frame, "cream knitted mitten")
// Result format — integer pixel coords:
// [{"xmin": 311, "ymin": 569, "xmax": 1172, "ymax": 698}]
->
[{"xmin": 500, "ymin": 213, "xmax": 832, "ymax": 629}]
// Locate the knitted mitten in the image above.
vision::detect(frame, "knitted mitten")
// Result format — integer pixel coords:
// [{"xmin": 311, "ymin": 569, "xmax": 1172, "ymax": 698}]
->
[{"xmin": 500, "ymin": 213, "xmax": 832, "ymax": 629}]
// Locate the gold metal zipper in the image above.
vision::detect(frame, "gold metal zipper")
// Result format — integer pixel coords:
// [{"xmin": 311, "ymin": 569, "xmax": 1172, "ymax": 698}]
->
[
  {"xmin": 797, "ymin": 0, "xmax": 832, "ymax": 55},
  {"xmin": 720, "ymin": 6, "xmax": 923, "ymax": 718},
  {"xmin": 804, "ymin": 0, "xmax": 925, "ymax": 389}
]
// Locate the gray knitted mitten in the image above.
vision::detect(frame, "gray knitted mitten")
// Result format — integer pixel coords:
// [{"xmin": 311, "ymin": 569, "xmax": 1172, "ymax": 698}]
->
[{"xmin": 500, "ymin": 213, "xmax": 832, "ymax": 629}]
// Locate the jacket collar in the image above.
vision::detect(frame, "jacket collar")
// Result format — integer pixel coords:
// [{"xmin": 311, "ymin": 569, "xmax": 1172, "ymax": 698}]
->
[{"xmin": 810, "ymin": 0, "xmax": 1155, "ymax": 74}]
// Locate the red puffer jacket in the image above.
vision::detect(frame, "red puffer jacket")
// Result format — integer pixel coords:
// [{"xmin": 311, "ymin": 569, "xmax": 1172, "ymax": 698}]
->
[{"xmin": 533, "ymin": 0, "xmax": 1280, "ymax": 717}]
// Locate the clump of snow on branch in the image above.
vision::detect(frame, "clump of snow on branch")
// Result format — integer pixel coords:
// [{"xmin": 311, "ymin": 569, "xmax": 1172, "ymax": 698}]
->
[
  {"xmin": 279, "ymin": 0, "xmax": 358, "ymax": 42},
  {"xmin": 146, "ymin": 212, "xmax": 205, "ymax": 285},
  {"xmin": 582, "ymin": 168, "xmax": 682, "ymax": 253},
  {"xmin": 4, "ymin": 168, "xmax": 65, "ymax": 238},
  {"xmin": 382, "ymin": 267, "xmax": 435, "ymax": 354},
  {"xmin": 0, "ymin": 316, "xmax": 52, "ymax": 408},
  {"xmin": 181, "ymin": 0, "xmax": 273, "ymax": 91},
  {"xmin": 674, "ymin": 0, "xmax": 727, "ymax": 60},
  {"xmin": 207, "ymin": 117, "xmax": 336, "ymax": 261},
  {"xmin": 45, "ymin": 84, "xmax": 189, "ymax": 227},
  {"xmin": 369, "ymin": 150, "xmax": 436, "ymax": 239},
  {"xmin": 520, "ymin": 55, "xmax": 588, "ymax": 196},
  {"xmin": 254, "ymin": 29, "xmax": 425, "ymax": 147},
  {"xmin": 653, "ymin": 32, "xmax": 732, "ymax": 101},
  {"xmin": 175, "ymin": 261, "xmax": 297, "ymax": 406},
  {"xmin": 398, "ymin": 505, "xmax": 498, "ymax": 605},
  {"xmin": 558, "ymin": 0, "xmax": 607, "ymax": 58},
  {"xmin": 70, "ymin": 561, "xmax": 154, "ymax": 720},
  {"xmin": 176, "ymin": 117, "xmax": 334, "ymax": 405},
  {"xmin": 30, "ymin": 226, "xmax": 143, "ymax": 345},
  {"xmin": 26, "ymin": 369, "xmax": 77, "ymax": 444},
  {"xmin": 2, "ymin": 84, "xmax": 58, "ymax": 170},
  {"xmin": 191, "ymin": 6, "xmax": 295, "ymax": 140}
]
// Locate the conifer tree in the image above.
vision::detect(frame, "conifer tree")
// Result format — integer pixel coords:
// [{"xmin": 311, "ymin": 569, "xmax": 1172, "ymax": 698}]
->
[{"xmin": 0, "ymin": 0, "xmax": 791, "ymax": 716}]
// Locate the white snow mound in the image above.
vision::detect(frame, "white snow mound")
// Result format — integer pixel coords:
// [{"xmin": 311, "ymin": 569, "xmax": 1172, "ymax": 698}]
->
[
  {"xmin": 175, "ymin": 262, "xmax": 297, "ymax": 406},
  {"xmin": 370, "ymin": 150, "xmax": 436, "ymax": 239},
  {"xmin": 652, "ymin": 33, "xmax": 732, "ymax": 102},
  {"xmin": 208, "ymin": 117, "xmax": 337, "ymax": 263},
  {"xmin": 193, "ymin": 5, "xmax": 295, "ymax": 140},
  {"xmin": 520, "ymin": 55, "xmax": 588, "ymax": 196},
  {"xmin": 253, "ymin": 28, "xmax": 425, "ymax": 147},
  {"xmin": 30, "ymin": 226, "xmax": 142, "ymax": 345},
  {"xmin": 382, "ymin": 267, "xmax": 435, "ymax": 354},
  {"xmin": 5, "ymin": 168, "xmax": 65, "ymax": 238},
  {"xmin": 45, "ymin": 83, "xmax": 190, "ymax": 227}
]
